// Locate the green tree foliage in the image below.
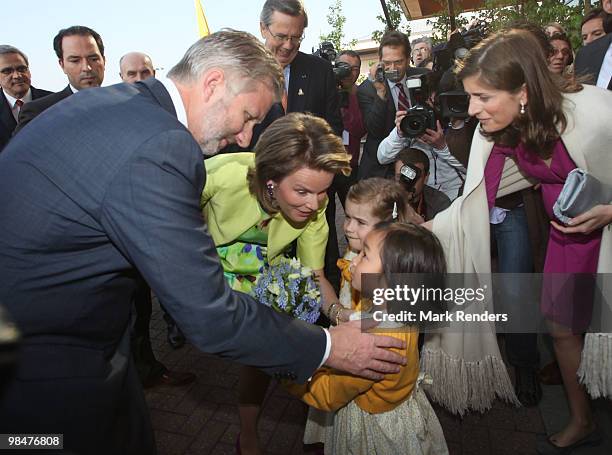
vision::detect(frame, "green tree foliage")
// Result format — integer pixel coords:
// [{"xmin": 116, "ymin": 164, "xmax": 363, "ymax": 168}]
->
[
  {"xmin": 477, "ymin": 0, "xmax": 584, "ymax": 48},
  {"xmin": 427, "ymin": 1, "xmax": 471, "ymax": 43},
  {"xmin": 371, "ymin": 0, "xmax": 412, "ymax": 43},
  {"xmin": 319, "ymin": 0, "xmax": 357, "ymax": 50},
  {"xmin": 429, "ymin": 1, "xmax": 586, "ymax": 49}
]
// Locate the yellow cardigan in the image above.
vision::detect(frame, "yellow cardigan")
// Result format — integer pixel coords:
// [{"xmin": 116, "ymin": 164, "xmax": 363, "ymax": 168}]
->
[
  {"xmin": 200, "ymin": 152, "xmax": 329, "ymax": 269},
  {"xmin": 285, "ymin": 328, "xmax": 420, "ymax": 413}
]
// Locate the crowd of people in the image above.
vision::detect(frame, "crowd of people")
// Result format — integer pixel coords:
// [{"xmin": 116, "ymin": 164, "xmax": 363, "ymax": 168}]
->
[{"xmin": 0, "ymin": 0, "xmax": 611, "ymax": 454}]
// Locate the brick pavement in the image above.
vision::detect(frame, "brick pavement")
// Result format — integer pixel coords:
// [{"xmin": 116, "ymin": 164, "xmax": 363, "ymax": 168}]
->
[{"xmin": 146, "ymin": 300, "xmax": 554, "ymax": 455}]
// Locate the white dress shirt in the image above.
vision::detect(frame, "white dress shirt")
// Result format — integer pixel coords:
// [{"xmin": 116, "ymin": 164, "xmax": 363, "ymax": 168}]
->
[{"xmin": 3, "ymin": 88, "xmax": 32, "ymax": 121}]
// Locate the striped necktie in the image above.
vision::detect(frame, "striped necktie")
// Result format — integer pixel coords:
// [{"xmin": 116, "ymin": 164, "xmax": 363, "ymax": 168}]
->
[{"xmin": 395, "ymin": 82, "xmax": 410, "ymax": 111}]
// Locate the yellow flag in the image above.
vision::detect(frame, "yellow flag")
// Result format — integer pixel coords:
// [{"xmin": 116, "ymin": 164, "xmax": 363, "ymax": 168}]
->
[{"xmin": 195, "ymin": 0, "xmax": 210, "ymax": 37}]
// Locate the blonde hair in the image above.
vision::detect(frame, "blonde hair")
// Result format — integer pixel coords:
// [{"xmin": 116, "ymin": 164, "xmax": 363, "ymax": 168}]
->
[
  {"xmin": 346, "ymin": 178, "xmax": 418, "ymax": 224},
  {"xmin": 248, "ymin": 113, "xmax": 351, "ymax": 213}
]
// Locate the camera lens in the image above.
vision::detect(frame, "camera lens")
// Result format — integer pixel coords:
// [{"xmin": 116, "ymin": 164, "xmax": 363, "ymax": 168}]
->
[{"xmin": 400, "ymin": 112, "xmax": 427, "ymax": 137}]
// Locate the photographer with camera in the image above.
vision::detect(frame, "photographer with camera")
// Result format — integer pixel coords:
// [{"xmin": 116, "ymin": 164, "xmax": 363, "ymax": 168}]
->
[
  {"xmin": 356, "ymin": 30, "xmax": 428, "ymax": 179},
  {"xmin": 333, "ymin": 50, "xmax": 366, "ymax": 204},
  {"xmin": 376, "ymin": 93, "xmax": 467, "ymax": 201},
  {"xmin": 394, "ymin": 147, "xmax": 450, "ymax": 221}
]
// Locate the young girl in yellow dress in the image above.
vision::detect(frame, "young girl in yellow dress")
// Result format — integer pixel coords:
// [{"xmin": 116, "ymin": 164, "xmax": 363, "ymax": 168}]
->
[
  {"xmin": 303, "ymin": 178, "xmax": 422, "ymax": 447},
  {"xmin": 291, "ymin": 222, "xmax": 448, "ymax": 454}
]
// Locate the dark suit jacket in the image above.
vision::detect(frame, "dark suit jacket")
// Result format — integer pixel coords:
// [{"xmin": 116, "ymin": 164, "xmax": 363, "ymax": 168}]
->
[
  {"xmin": 357, "ymin": 68, "xmax": 429, "ymax": 179},
  {"xmin": 0, "ymin": 86, "xmax": 51, "ymax": 151},
  {"xmin": 14, "ymin": 84, "xmax": 73, "ymax": 135},
  {"xmin": 0, "ymin": 78, "xmax": 326, "ymax": 454},
  {"xmin": 221, "ymin": 51, "xmax": 342, "ymax": 153},
  {"xmin": 286, "ymin": 52, "xmax": 343, "ymax": 135},
  {"xmin": 574, "ymin": 33, "xmax": 612, "ymax": 88}
]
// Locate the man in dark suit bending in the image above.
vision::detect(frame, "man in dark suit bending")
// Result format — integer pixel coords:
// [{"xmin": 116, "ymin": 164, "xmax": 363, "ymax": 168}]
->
[
  {"xmin": 14, "ymin": 25, "xmax": 105, "ymax": 134},
  {"xmin": 0, "ymin": 45, "xmax": 51, "ymax": 151},
  {"xmin": 0, "ymin": 30, "xmax": 406, "ymax": 455}
]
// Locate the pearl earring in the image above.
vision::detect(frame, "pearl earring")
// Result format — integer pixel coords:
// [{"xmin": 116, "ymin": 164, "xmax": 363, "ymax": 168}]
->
[
  {"xmin": 520, "ymin": 101, "xmax": 526, "ymax": 115},
  {"xmin": 266, "ymin": 183, "xmax": 275, "ymax": 199}
]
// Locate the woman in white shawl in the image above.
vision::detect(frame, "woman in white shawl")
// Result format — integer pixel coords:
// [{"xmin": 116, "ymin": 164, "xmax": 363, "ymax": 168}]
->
[{"xmin": 425, "ymin": 29, "xmax": 611, "ymax": 454}]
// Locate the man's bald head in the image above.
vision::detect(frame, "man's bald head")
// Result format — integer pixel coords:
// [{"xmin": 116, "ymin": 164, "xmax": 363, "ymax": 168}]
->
[{"xmin": 119, "ymin": 52, "xmax": 155, "ymax": 83}]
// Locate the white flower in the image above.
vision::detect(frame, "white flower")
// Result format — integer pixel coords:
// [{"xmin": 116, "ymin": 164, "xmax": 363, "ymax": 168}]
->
[{"xmin": 267, "ymin": 283, "xmax": 281, "ymax": 295}]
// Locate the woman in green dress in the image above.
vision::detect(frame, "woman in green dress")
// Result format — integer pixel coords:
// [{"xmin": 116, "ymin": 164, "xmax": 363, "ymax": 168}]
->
[{"xmin": 201, "ymin": 112, "xmax": 351, "ymax": 455}]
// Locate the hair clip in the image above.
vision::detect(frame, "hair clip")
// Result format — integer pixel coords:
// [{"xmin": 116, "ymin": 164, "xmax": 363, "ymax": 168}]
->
[{"xmin": 392, "ymin": 201, "xmax": 398, "ymax": 220}]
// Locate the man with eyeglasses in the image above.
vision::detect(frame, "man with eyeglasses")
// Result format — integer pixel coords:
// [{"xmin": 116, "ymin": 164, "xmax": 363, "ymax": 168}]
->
[
  {"xmin": 258, "ymin": 0, "xmax": 342, "ymax": 135},
  {"xmin": 258, "ymin": 0, "xmax": 344, "ymax": 294},
  {"xmin": 0, "ymin": 45, "xmax": 51, "ymax": 151},
  {"xmin": 411, "ymin": 37, "xmax": 433, "ymax": 67}
]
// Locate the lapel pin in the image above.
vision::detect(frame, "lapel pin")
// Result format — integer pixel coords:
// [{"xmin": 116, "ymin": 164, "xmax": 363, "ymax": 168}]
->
[{"xmin": 298, "ymin": 88, "xmax": 304, "ymax": 96}]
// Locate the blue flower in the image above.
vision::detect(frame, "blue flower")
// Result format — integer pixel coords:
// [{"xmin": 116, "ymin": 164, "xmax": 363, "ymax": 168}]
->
[{"xmin": 251, "ymin": 257, "xmax": 321, "ymax": 323}]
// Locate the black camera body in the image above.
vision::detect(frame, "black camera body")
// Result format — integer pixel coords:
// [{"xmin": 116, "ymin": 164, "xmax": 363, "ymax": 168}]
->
[
  {"xmin": 399, "ymin": 75, "xmax": 438, "ymax": 138},
  {"xmin": 400, "ymin": 105, "xmax": 437, "ymax": 137},
  {"xmin": 399, "ymin": 163, "xmax": 422, "ymax": 194},
  {"xmin": 438, "ymin": 90, "xmax": 470, "ymax": 120},
  {"xmin": 427, "ymin": 23, "xmax": 487, "ymax": 120},
  {"xmin": 374, "ymin": 64, "xmax": 385, "ymax": 83},
  {"xmin": 313, "ymin": 41, "xmax": 351, "ymax": 108}
]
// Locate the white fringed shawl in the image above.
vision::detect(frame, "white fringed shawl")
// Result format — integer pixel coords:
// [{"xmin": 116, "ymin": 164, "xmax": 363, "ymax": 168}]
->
[{"xmin": 422, "ymin": 85, "xmax": 612, "ymax": 414}]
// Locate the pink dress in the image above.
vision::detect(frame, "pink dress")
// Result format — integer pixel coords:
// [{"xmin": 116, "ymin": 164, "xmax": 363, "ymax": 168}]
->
[{"xmin": 486, "ymin": 139, "xmax": 602, "ymax": 330}]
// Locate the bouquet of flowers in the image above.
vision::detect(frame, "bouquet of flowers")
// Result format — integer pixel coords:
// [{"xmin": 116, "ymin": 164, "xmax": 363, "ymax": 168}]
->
[{"xmin": 252, "ymin": 257, "xmax": 321, "ymax": 323}]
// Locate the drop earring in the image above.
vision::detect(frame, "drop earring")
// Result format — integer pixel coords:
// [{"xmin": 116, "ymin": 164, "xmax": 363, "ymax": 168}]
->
[
  {"xmin": 520, "ymin": 101, "xmax": 526, "ymax": 115},
  {"xmin": 266, "ymin": 183, "xmax": 275, "ymax": 199}
]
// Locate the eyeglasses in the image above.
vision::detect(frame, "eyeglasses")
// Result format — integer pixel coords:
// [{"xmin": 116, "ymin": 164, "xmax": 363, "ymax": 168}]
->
[
  {"xmin": 551, "ymin": 48, "xmax": 572, "ymax": 57},
  {"xmin": 265, "ymin": 25, "xmax": 304, "ymax": 45},
  {"xmin": 0, "ymin": 65, "xmax": 29, "ymax": 76}
]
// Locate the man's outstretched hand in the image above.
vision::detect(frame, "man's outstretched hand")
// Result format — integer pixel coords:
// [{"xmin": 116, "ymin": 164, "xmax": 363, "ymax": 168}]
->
[{"xmin": 325, "ymin": 320, "xmax": 406, "ymax": 380}]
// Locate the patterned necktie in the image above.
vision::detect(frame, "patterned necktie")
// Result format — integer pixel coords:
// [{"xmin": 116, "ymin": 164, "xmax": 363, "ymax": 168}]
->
[
  {"xmin": 13, "ymin": 99, "xmax": 24, "ymax": 121},
  {"xmin": 395, "ymin": 82, "xmax": 410, "ymax": 111}
]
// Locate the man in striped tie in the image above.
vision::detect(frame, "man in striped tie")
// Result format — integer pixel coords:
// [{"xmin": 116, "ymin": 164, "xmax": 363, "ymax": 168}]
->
[{"xmin": 356, "ymin": 30, "xmax": 428, "ymax": 179}]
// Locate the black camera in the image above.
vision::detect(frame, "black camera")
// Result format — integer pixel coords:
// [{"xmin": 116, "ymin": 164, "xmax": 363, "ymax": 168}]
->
[
  {"xmin": 374, "ymin": 63, "xmax": 385, "ymax": 83},
  {"xmin": 313, "ymin": 42, "xmax": 352, "ymax": 81},
  {"xmin": 313, "ymin": 42, "xmax": 352, "ymax": 107},
  {"xmin": 399, "ymin": 75, "xmax": 437, "ymax": 137},
  {"xmin": 433, "ymin": 23, "xmax": 487, "ymax": 74},
  {"xmin": 438, "ymin": 90, "xmax": 470, "ymax": 120},
  {"xmin": 399, "ymin": 163, "xmax": 422, "ymax": 194},
  {"xmin": 400, "ymin": 106, "xmax": 437, "ymax": 137},
  {"xmin": 373, "ymin": 63, "xmax": 401, "ymax": 84},
  {"xmin": 428, "ymin": 23, "xmax": 487, "ymax": 120}
]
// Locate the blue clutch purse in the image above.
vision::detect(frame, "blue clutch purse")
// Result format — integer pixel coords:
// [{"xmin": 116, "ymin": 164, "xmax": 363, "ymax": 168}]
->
[{"xmin": 553, "ymin": 168, "xmax": 612, "ymax": 225}]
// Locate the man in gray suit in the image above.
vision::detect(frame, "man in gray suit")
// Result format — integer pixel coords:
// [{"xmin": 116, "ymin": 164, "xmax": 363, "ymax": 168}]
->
[{"xmin": 0, "ymin": 30, "xmax": 405, "ymax": 454}]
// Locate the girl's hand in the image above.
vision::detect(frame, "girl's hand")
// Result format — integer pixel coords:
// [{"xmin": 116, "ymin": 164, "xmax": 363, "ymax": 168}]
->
[{"xmin": 550, "ymin": 204, "xmax": 612, "ymax": 235}]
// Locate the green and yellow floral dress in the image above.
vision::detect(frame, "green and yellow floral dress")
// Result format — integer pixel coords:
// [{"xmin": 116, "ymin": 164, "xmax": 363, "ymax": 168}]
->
[{"xmin": 216, "ymin": 215, "xmax": 272, "ymax": 294}]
